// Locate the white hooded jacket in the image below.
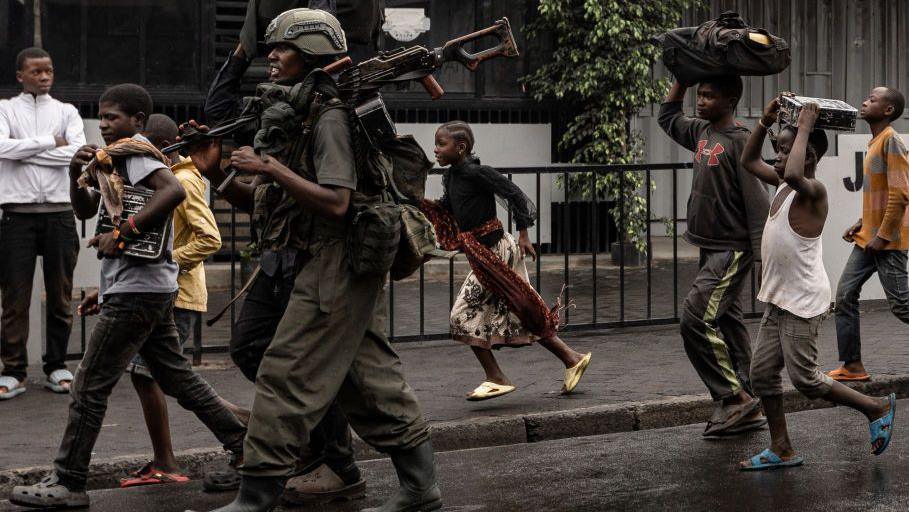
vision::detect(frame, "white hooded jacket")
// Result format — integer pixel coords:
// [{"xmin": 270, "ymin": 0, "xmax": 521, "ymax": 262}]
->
[{"xmin": 0, "ymin": 92, "xmax": 86, "ymax": 205}]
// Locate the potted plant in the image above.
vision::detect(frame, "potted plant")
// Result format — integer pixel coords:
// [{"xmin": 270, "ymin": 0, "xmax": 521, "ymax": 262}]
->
[{"xmin": 522, "ymin": 0, "xmax": 699, "ymax": 265}]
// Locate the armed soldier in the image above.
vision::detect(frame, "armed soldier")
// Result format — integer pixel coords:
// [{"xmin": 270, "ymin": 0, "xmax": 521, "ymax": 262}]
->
[
  {"xmin": 192, "ymin": 8, "xmax": 369, "ymax": 508},
  {"xmin": 187, "ymin": 8, "xmax": 441, "ymax": 512}
]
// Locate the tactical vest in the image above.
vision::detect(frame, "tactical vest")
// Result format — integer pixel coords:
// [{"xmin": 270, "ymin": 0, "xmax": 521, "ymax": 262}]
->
[{"xmin": 252, "ymin": 99, "xmax": 359, "ymax": 252}]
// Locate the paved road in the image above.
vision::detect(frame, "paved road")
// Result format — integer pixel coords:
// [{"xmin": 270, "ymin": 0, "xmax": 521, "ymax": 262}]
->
[
  {"xmin": 5, "ymin": 303, "xmax": 909, "ymax": 474},
  {"xmin": 3, "ymin": 400, "xmax": 907, "ymax": 511}
]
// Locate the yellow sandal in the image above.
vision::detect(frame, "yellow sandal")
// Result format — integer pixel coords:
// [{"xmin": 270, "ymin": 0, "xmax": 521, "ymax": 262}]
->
[
  {"xmin": 466, "ymin": 381, "xmax": 516, "ymax": 401},
  {"xmin": 562, "ymin": 352, "xmax": 592, "ymax": 394}
]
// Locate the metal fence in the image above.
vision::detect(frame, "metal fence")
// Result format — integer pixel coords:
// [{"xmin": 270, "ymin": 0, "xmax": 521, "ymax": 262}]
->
[
  {"xmin": 383, "ymin": 162, "xmax": 760, "ymax": 342},
  {"xmin": 67, "ymin": 161, "xmax": 764, "ymax": 361}
]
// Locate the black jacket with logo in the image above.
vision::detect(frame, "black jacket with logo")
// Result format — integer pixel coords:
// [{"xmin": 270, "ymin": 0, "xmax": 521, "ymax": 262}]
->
[{"xmin": 658, "ymin": 101, "xmax": 769, "ymax": 258}]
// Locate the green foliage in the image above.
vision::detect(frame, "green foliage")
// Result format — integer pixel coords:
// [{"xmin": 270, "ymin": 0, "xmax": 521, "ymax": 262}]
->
[
  {"xmin": 239, "ymin": 241, "xmax": 258, "ymax": 262},
  {"xmin": 522, "ymin": 0, "xmax": 698, "ymax": 252}
]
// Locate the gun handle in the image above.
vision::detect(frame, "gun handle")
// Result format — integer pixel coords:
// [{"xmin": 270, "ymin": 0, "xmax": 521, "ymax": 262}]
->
[
  {"xmin": 324, "ymin": 56, "xmax": 353, "ymax": 75},
  {"xmin": 441, "ymin": 18, "xmax": 520, "ymax": 71},
  {"xmin": 420, "ymin": 75, "xmax": 444, "ymax": 100}
]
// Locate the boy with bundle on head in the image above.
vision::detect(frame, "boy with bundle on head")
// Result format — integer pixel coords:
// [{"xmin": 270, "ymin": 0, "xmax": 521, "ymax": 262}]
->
[
  {"xmin": 828, "ymin": 87, "xmax": 909, "ymax": 382},
  {"xmin": 659, "ymin": 76, "xmax": 769, "ymax": 436},
  {"xmin": 738, "ymin": 97, "xmax": 895, "ymax": 470},
  {"xmin": 9, "ymin": 84, "xmax": 246, "ymax": 509},
  {"xmin": 422, "ymin": 120, "xmax": 591, "ymax": 401}
]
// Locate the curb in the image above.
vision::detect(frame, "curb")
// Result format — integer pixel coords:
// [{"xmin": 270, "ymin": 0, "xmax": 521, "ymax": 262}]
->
[{"xmin": 4, "ymin": 375, "xmax": 908, "ymax": 495}]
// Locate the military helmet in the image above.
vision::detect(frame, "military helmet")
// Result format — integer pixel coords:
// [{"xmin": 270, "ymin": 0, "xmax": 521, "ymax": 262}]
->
[{"xmin": 264, "ymin": 8, "xmax": 347, "ymax": 56}]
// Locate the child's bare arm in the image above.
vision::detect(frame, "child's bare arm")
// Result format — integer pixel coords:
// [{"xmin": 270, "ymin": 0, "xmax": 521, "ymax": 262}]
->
[
  {"xmin": 742, "ymin": 97, "xmax": 783, "ymax": 186},
  {"xmin": 784, "ymin": 102, "xmax": 826, "ymax": 200}
]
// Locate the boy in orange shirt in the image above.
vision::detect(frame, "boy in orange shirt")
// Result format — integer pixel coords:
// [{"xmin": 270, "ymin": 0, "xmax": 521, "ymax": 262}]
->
[{"xmin": 829, "ymin": 87, "xmax": 909, "ymax": 381}]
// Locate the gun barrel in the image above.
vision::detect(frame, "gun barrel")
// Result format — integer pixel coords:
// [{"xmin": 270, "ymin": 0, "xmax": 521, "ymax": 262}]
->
[{"xmin": 162, "ymin": 115, "xmax": 258, "ymax": 154}]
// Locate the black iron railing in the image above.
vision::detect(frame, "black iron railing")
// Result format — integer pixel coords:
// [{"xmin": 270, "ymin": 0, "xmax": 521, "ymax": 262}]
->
[{"xmin": 68, "ymin": 161, "xmax": 763, "ymax": 360}]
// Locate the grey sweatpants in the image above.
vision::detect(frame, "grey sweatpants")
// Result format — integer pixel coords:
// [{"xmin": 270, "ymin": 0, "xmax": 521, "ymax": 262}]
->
[{"xmin": 751, "ymin": 304, "xmax": 834, "ymax": 399}]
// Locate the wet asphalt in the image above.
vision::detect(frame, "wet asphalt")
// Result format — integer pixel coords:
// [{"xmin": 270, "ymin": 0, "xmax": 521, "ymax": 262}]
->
[{"xmin": 3, "ymin": 398, "xmax": 908, "ymax": 511}]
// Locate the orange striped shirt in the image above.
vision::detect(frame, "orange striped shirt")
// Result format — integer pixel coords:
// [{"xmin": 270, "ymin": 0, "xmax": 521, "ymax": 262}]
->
[{"xmin": 854, "ymin": 126, "xmax": 909, "ymax": 250}]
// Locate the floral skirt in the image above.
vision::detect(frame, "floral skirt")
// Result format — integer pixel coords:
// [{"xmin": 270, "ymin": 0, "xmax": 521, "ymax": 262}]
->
[{"xmin": 450, "ymin": 232, "xmax": 537, "ymax": 349}]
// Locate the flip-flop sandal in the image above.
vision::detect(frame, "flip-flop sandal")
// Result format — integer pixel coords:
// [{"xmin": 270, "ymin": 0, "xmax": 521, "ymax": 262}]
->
[
  {"xmin": 0, "ymin": 376, "xmax": 26, "ymax": 400},
  {"xmin": 120, "ymin": 468, "xmax": 189, "ymax": 488},
  {"xmin": 739, "ymin": 448, "xmax": 804, "ymax": 471},
  {"xmin": 703, "ymin": 398, "xmax": 762, "ymax": 437},
  {"xmin": 466, "ymin": 381, "xmax": 516, "ymax": 401},
  {"xmin": 44, "ymin": 369, "xmax": 74, "ymax": 393},
  {"xmin": 706, "ymin": 414, "xmax": 768, "ymax": 437},
  {"xmin": 870, "ymin": 393, "xmax": 896, "ymax": 456},
  {"xmin": 827, "ymin": 367, "xmax": 871, "ymax": 382},
  {"xmin": 562, "ymin": 352, "xmax": 592, "ymax": 394}
]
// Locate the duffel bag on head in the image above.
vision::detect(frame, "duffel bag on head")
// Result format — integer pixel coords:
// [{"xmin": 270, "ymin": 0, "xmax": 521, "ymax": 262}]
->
[
  {"xmin": 390, "ymin": 204, "xmax": 437, "ymax": 281},
  {"xmin": 347, "ymin": 196, "xmax": 402, "ymax": 277},
  {"xmin": 656, "ymin": 10, "xmax": 790, "ymax": 85}
]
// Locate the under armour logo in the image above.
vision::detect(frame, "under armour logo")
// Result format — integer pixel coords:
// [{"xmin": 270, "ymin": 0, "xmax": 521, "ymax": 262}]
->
[{"xmin": 695, "ymin": 140, "xmax": 725, "ymax": 166}]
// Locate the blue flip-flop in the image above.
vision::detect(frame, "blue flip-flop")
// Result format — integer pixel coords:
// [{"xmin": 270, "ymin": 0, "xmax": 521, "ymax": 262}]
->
[
  {"xmin": 870, "ymin": 392, "xmax": 896, "ymax": 456},
  {"xmin": 739, "ymin": 448, "xmax": 804, "ymax": 471}
]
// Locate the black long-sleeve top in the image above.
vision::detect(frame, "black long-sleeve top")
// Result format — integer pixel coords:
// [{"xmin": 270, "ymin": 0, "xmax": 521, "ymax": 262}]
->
[{"xmin": 439, "ymin": 157, "xmax": 536, "ymax": 247}]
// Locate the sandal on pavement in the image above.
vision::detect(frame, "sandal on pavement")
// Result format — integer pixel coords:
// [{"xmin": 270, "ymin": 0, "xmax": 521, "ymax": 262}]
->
[
  {"xmin": 0, "ymin": 376, "xmax": 26, "ymax": 400},
  {"xmin": 44, "ymin": 369, "xmax": 74, "ymax": 394},
  {"xmin": 870, "ymin": 393, "xmax": 896, "ymax": 456},
  {"xmin": 10, "ymin": 472, "xmax": 90, "ymax": 508},
  {"xmin": 466, "ymin": 381, "xmax": 516, "ymax": 401},
  {"xmin": 562, "ymin": 352, "xmax": 592, "ymax": 394},
  {"xmin": 706, "ymin": 408, "xmax": 767, "ymax": 437},
  {"xmin": 827, "ymin": 367, "xmax": 871, "ymax": 382},
  {"xmin": 738, "ymin": 448, "xmax": 804, "ymax": 471},
  {"xmin": 283, "ymin": 463, "xmax": 366, "ymax": 505},
  {"xmin": 120, "ymin": 463, "xmax": 190, "ymax": 488},
  {"xmin": 703, "ymin": 398, "xmax": 762, "ymax": 437}
]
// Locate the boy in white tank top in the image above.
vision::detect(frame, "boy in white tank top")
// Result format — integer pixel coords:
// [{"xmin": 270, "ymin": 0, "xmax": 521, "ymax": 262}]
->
[{"xmin": 737, "ymin": 98, "xmax": 896, "ymax": 470}]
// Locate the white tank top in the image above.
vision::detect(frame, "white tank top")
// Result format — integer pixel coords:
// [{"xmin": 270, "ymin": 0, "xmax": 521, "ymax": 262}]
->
[{"xmin": 757, "ymin": 185, "xmax": 831, "ymax": 318}]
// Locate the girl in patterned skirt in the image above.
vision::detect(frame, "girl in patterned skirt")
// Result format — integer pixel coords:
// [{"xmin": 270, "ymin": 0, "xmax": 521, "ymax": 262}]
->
[{"xmin": 428, "ymin": 121, "xmax": 592, "ymax": 401}]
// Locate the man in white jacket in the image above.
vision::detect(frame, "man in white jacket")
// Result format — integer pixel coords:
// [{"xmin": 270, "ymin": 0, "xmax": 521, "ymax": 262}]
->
[{"xmin": 0, "ymin": 47, "xmax": 85, "ymax": 400}]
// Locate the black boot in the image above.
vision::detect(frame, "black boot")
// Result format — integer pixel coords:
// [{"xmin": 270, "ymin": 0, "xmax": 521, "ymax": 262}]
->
[
  {"xmin": 361, "ymin": 441, "xmax": 442, "ymax": 512},
  {"xmin": 185, "ymin": 475, "xmax": 286, "ymax": 512}
]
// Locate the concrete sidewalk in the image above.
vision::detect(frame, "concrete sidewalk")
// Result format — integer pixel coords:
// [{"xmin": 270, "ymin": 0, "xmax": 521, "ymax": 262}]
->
[{"xmin": 3, "ymin": 302, "xmax": 909, "ymax": 493}]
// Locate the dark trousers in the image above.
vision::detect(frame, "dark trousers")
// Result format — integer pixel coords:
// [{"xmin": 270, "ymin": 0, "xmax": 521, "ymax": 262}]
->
[
  {"xmin": 835, "ymin": 246, "xmax": 909, "ymax": 363},
  {"xmin": 0, "ymin": 211, "xmax": 79, "ymax": 381},
  {"xmin": 679, "ymin": 249, "xmax": 755, "ymax": 401},
  {"xmin": 231, "ymin": 267, "xmax": 356, "ymax": 474},
  {"xmin": 54, "ymin": 293, "xmax": 246, "ymax": 491}
]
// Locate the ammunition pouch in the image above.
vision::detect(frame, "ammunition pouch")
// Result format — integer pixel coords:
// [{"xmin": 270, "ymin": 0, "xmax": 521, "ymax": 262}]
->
[{"xmin": 347, "ymin": 193, "xmax": 402, "ymax": 278}]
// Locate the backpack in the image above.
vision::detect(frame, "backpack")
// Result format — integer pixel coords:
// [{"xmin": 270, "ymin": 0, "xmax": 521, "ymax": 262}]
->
[
  {"xmin": 656, "ymin": 11, "xmax": 790, "ymax": 85},
  {"xmin": 347, "ymin": 125, "xmax": 438, "ymax": 281}
]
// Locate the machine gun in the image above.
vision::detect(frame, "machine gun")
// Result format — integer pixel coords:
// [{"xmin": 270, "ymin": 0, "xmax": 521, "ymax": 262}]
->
[
  {"xmin": 165, "ymin": 17, "xmax": 519, "ymax": 164},
  {"xmin": 334, "ymin": 17, "xmax": 519, "ymax": 100}
]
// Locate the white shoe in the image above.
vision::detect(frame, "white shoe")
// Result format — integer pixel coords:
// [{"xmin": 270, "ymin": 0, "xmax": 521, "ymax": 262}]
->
[{"xmin": 10, "ymin": 473, "xmax": 90, "ymax": 508}]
